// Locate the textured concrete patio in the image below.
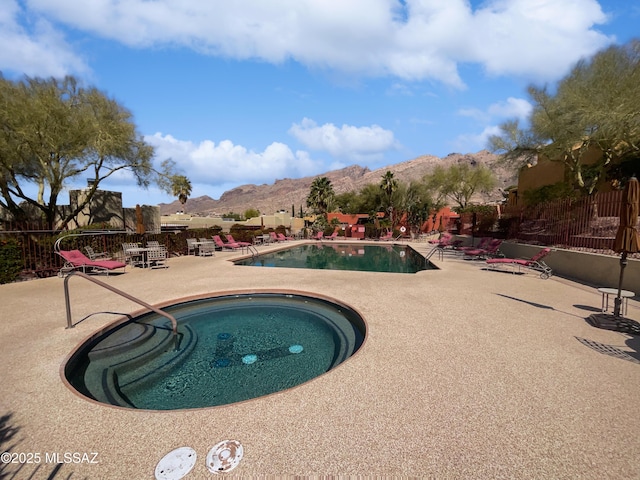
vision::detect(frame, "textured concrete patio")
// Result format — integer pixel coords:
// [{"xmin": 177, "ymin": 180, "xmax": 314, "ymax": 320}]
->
[{"xmin": 1, "ymin": 241, "xmax": 639, "ymax": 479}]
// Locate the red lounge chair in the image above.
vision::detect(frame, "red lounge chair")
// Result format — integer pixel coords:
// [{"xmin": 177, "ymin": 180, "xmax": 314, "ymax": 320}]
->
[
  {"xmin": 486, "ymin": 247, "xmax": 553, "ymax": 279},
  {"xmin": 458, "ymin": 237, "xmax": 492, "ymax": 253},
  {"xmin": 429, "ymin": 232, "xmax": 462, "ymax": 249},
  {"xmin": 463, "ymin": 239, "xmax": 503, "ymax": 259},
  {"xmin": 225, "ymin": 234, "xmax": 251, "ymax": 247},
  {"xmin": 212, "ymin": 235, "xmax": 241, "ymax": 250},
  {"xmin": 326, "ymin": 231, "xmax": 339, "ymax": 240},
  {"xmin": 313, "ymin": 232, "xmax": 324, "ymax": 240},
  {"xmin": 57, "ymin": 249, "xmax": 126, "ymax": 276},
  {"xmin": 277, "ymin": 233, "xmax": 294, "ymax": 241}
]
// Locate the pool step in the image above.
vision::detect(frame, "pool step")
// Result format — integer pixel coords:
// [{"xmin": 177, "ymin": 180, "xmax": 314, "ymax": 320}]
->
[{"xmin": 82, "ymin": 324, "xmax": 196, "ymax": 408}]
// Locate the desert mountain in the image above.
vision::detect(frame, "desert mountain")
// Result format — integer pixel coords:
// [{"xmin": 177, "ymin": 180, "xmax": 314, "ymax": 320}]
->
[{"xmin": 159, "ymin": 150, "xmax": 517, "ymax": 215}]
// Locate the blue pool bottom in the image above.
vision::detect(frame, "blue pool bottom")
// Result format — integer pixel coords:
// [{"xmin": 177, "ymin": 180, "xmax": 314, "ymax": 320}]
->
[{"xmin": 65, "ymin": 293, "xmax": 365, "ymax": 410}]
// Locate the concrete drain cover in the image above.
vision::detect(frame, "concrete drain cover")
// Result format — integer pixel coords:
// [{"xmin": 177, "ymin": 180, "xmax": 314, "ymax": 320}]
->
[
  {"xmin": 206, "ymin": 440, "xmax": 243, "ymax": 474},
  {"xmin": 155, "ymin": 447, "xmax": 197, "ymax": 480}
]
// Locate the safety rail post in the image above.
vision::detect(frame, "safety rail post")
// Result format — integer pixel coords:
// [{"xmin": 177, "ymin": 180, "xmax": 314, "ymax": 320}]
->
[{"xmin": 63, "ymin": 271, "xmax": 179, "ymax": 346}]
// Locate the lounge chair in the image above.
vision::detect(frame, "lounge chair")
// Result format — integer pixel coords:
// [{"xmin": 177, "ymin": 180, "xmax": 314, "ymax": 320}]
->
[
  {"xmin": 325, "ymin": 231, "xmax": 339, "ymax": 240},
  {"xmin": 84, "ymin": 245, "xmax": 111, "ymax": 260},
  {"xmin": 463, "ymin": 239, "xmax": 503, "ymax": 260},
  {"xmin": 379, "ymin": 231, "xmax": 393, "ymax": 241},
  {"xmin": 313, "ymin": 232, "xmax": 324, "ymax": 241},
  {"xmin": 225, "ymin": 234, "xmax": 251, "ymax": 247},
  {"xmin": 486, "ymin": 247, "xmax": 553, "ymax": 279},
  {"xmin": 212, "ymin": 235, "xmax": 241, "ymax": 250},
  {"xmin": 269, "ymin": 232, "xmax": 287, "ymax": 243},
  {"xmin": 457, "ymin": 237, "xmax": 491, "ymax": 253},
  {"xmin": 57, "ymin": 249, "xmax": 126, "ymax": 276},
  {"xmin": 429, "ymin": 232, "xmax": 463, "ymax": 249},
  {"xmin": 277, "ymin": 233, "xmax": 294, "ymax": 241}
]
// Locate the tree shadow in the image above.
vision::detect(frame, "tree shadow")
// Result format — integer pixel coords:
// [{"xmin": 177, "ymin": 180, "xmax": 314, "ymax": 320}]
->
[{"xmin": 0, "ymin": 412, "xmax": 76, "ymax": 479}]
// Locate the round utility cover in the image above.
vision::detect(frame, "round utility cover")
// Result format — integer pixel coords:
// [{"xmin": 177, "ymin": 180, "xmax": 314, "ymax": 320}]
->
[
  {"xmin": 155, "ymin": 447, "xmax": 197, "ymax": 480},
  {"xmin": 206, "ymin": 440, "xmax": 244, "ymax": 474}
]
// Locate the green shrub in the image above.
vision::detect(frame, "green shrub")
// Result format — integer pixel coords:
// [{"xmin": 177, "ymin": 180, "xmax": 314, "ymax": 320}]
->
[{"xmin": 0, "ymin": 239, "xmax": 24, "ymax": 284}]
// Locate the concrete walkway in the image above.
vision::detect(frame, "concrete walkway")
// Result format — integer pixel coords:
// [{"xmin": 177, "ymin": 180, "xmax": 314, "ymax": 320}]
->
[{"xmin": 1, "ymin": 241, "xmax": 639, "ymax": 479}]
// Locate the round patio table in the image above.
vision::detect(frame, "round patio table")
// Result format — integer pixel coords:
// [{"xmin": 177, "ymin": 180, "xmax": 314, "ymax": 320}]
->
[{"xmin": 598, "ymin": 287, "xmax": 635, "ymax": 316}]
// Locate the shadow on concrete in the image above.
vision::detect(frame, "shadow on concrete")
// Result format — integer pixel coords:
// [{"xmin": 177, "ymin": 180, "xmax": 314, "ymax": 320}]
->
[
  {"xmin": 495, "ymin": 293, "xmax": 583, "ymax": 318},
  {"xmin": 575, "ymin": 337, "xmax": 640, "ymax": 364},
  {"xmin": 0, "ymin": 412, "xmax": 80, "ymax": 480},
  {"xmin": 573, "ymin": 304, "xmax": 602, "ymax": 313}
]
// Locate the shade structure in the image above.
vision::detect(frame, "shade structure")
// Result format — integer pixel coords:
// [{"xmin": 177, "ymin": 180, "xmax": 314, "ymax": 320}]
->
[
  {"xmin": 613, "ymin": 175, "xmax": 640, "ymax": 254},
  {"xmin": 612, "ymin": 175, "xmax": 639, "ymax": 318}
]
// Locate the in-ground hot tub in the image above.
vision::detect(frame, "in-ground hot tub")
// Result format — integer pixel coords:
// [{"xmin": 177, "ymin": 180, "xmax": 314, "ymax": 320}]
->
[{"xmin": 63, "ymin": 291, "xmax": 366, "ymax": 410}]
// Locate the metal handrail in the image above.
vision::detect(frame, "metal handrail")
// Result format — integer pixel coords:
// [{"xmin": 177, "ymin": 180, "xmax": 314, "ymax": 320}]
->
[
  {"xmin": 424, "ymin": 245, "xmax": 444, "ymax": 262},
  {"xmin": 63, "ymin": 271, "xmax": 178, "ymax": 341}
]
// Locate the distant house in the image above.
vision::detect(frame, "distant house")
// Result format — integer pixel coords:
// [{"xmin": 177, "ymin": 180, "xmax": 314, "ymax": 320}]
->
[{"xmin": 510, "ymin": 145, "xmax": 628, "ymax": 206}]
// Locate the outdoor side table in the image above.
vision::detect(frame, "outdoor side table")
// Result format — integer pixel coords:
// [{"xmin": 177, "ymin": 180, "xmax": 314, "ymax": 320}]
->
[{"xmin": 598, "ymin": 287, "xmax": 634, "ymax": 316}]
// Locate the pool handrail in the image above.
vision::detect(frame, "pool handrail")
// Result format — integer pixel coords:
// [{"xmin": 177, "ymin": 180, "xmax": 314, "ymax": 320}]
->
[{"xmin": 63, "ymin": 271, "xmax": 178, "ymax": 340}]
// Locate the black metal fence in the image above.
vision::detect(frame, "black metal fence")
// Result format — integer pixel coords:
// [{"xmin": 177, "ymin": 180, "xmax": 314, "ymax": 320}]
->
[{"xmin": 0, "ymin": 228, "xmax": 222, "ymax": 281}]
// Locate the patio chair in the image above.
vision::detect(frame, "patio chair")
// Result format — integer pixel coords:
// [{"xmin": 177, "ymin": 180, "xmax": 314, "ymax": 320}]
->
[
  {"xmin": 429, "ymin": 232, "xmax": 462, "ymax": 249},
  {"xmin": 212, "ymin": 235, "xmax": 240, "ymax": 250},
  {"xmin": 485, "ymin": 247, "xmax": 553, "ymax": 279},
  {"xmin": 57, "ymin": 249, "xmax": 126, "ymax": 277},
  {"xmin": 457, "ymin": 237, "xmax": 491, "ymax": 253},
  {"xmin": 313, "ymin": 232, "xmax": 324, "ymax": 240},
  {"xmin": 277, "ymin": 233, "xmax": 295, "ymax": 241},
  {"xmin": 225, "ymin": 234, "xmax": 251, "ymax": 247},
  {"xmin": 84, "ymin": 246, "xmax": 111, "ymax": 260},
  {"xmin": 186, "ymin": 238, "xmax": 198, "ymax": 255},
  {"xmin": 269, "ymin": 232, "xmax": 283, "ymax": 243},
  {"xmin": 146, "ymin": 247, "xmax": 169, "ymax": 269},
  {"xmin": 197, "ymin": 238, "xmax": 216, "ymax": 256},
  {"xmin": 463, "ymin": 239, "xmax": 504, "ymax": 260},
  {"xmin": 378, "ymin": 231, "xmax": 393, "ymax": 241},
  {"xmin": 325, "ymin": 231, "xmax": 339, "ymax": 240},
  {"xmin": 122, "ymin": 242, "xmax": 144, "ymax": 267}
]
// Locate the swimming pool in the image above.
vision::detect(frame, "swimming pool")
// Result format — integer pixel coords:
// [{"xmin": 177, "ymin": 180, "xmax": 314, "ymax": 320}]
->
[
  {"xmin": 63, "ymin": 292, "xmax": 366, "ymax": 410},
  {"xmin": 235, "ymin": 243, "xmax": 434, "ymax": 273}
]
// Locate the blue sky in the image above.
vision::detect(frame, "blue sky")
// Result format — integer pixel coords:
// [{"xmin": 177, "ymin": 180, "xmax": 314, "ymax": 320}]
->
[{"xmin": 2, "ymin": 0, "xmax": 638, "ymax": 208}]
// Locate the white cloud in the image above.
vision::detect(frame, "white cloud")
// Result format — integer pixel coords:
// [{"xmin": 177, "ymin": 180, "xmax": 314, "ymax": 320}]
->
[
  {"xmin": 454, "ymin": 96, "xmax": 532, "ymax": 151},
  {"xmin": 487, "ymin": 97, "xmax": 532, "ymax": 119},
  {"xmin": 459, "ymin": 97, "xmax": 532, "ymax": 122},
  {"xmin": 145, "ymin": 133, "xmax": 322, "ymax": 186},
  {"xmin": 13, "ymin": 0, "xmax": 613, "ymax": 86},
  {"xmin": 470, "ymin": 0, "xmax": 611, "ymax": 80},
  {"xmin": 451, "ymin": 125, "xmax": 503, "ymax": 153},
  {"xmin": 0, "ymin": 0, "xmax": 89, "ymax": 77},
  {"xmin": 288, "ymin": 118, "xmax": 398, "ymax": 161}
]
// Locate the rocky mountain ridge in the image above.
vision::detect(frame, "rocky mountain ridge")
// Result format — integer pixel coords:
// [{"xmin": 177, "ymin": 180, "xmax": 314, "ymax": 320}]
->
[{"xmin": 159, "ymin": 150, "xmax": 517, "ymax": 215}]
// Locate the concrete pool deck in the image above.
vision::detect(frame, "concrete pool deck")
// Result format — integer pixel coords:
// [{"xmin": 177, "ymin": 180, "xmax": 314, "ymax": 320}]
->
[{"xmin": 1, "ymin": 240, "xmax": 639, "ymax": 479}]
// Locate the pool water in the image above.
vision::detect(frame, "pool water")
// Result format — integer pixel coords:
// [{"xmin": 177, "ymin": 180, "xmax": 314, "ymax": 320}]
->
[
  {"xmin": 65, "ymin": 293, "xmax": 365, "ymax": 410},
  {"xmin": 235, "ymin": 243, "xmax": 433, "ymax": 273}
]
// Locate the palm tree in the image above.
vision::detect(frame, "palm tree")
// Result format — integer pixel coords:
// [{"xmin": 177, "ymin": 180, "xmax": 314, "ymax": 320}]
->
[
  {"xmin": 306, "ymin": 177, "xmax": 335, "ymax": 216},
  {"xmin": 380, "ymin": 170, "xmax": 398, "ymax": 225},
  {"xmin": 171, "ymin": 175, "xmax": 192, "ymax": 213}
]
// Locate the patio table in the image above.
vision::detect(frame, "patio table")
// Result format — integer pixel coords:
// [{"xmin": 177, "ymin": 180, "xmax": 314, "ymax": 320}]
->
[{"xmin": 598, "ymin": 287, "xmax": 635, "ymax": 316}]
